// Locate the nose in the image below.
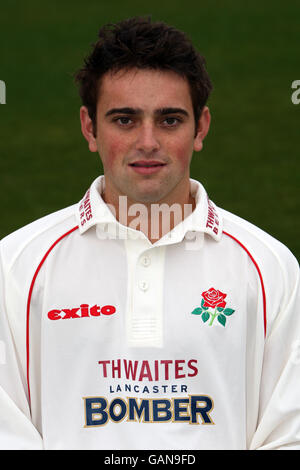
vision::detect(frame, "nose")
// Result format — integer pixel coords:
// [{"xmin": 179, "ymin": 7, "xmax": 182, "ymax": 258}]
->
[{"xmin": 135, "ymin": 122, "xmax": 160, "ymax": 154}]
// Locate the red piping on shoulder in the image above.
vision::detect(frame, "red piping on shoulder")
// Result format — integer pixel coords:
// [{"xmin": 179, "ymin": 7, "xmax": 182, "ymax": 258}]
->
[
  {"xmin": 223, "ymin": 231, "xmax": 267, "ymax": 338},
  {"xmin": 26, "ymin": 225, "xmax": 79, "ymax": 408}
]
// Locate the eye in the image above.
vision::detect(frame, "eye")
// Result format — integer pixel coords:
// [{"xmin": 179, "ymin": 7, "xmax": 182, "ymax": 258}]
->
[
  {"xmin": 162, "ymin": 117, "xmax": 182, "ymax": 127},
  {"xmin": 113, "ymin": 116, "xmax": 133, "ymax": 126}
]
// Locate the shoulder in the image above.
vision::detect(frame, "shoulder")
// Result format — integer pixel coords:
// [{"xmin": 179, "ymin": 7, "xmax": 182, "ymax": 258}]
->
[
  {"xmin": 219, "ymin": 207, "xmax": 299, "ymax": 332},
  {"xmin": 220, "ymin": 207, "xmax": 298, "ymax": 271},
  {"xmin": 0, "ymin": 204, "xmax": 79, "ymax": 273}
]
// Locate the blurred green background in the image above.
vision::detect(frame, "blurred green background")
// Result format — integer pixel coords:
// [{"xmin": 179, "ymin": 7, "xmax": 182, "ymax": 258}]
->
[{"xmin": 0, "ymin": 0, "xmax": 299, "ymax": 260}]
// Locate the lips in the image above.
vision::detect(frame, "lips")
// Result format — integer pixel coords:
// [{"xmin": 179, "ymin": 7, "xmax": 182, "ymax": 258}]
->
[
  {"xmin": 128, "ymin": 160, "xmax": 167, "ymax": 175},
  {"xmin": 129, "ymin": 160, "xmax": 166, "ymax": 167}
]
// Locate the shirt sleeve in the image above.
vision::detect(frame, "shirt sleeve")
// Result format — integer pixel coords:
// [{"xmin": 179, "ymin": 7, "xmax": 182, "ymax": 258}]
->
[
  {"xmin": 0, "ymin": 248, "xmax": 43, "ymax": 450},
  {"xmin": 250, "ymin": 251, "xmax": 300, "ymax": 450}
]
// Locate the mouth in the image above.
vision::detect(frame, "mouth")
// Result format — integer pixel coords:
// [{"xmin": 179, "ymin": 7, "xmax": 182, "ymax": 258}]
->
[
  {"xmin": 129, "ymin": 160, "xmax": 167, "ymax": 175},
  {"xmin": 129, "ymin": 160, "xmax": 166, "ymax": 167}
]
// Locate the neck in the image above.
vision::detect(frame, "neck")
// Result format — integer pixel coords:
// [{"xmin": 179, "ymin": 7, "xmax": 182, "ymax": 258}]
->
[{"xmin": 102, "ymin": 183, "xmax": 196, "ymax": 244}]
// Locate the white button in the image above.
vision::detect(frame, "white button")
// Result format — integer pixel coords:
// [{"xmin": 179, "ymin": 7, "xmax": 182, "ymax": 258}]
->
[
  {"xmin": 141, "ymin": 256, "xmax": 151, "ymax": 267},
  {"xmin": 139, "ymin": 280, "xmax": 149, "ymax": 291}
]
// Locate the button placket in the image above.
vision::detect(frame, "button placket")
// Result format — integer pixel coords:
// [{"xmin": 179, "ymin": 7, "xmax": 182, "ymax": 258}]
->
[
  {"xmin": 139, "ymin": 280, "xmax": 149, "ymax": 292},
  {"xmin": 141, "ymin": 255, "xmax": 151, "ymax": 267},
  {"xmin": 125, "ymin": 240, "xmax": 166, "ymax": 348}
]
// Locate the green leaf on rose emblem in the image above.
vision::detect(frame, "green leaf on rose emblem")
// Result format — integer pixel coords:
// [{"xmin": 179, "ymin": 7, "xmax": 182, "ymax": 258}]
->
[
  {"xmin": 217, "ymin": 314, "xmax": 226, "ymax": 327},
  {"xmin": 201, "ymin": 311, "xmax": 210, "ymax": 323},
  {"xmin": 191, "ymin": 308, "xmax": 202, "ymax": 315},
  {"xmin": 223, "ymin": 308, "xmax": 235, "ymax": 316}
]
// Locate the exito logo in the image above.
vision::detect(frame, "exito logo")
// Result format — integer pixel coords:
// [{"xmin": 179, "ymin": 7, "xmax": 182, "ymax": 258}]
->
[{"xmin": 0, "ymin": 80, "xmax": 6, "ymax": 104}]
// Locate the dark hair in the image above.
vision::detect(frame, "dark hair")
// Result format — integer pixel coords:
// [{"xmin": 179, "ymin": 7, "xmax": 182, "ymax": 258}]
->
[{"xmin": 74, "ymin": 16, "xmax": 212, "ymax": 135}]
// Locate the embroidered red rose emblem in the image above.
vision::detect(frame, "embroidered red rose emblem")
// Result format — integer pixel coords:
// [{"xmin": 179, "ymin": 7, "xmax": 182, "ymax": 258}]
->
[
  {"xmin": 192, "ymin": 287, "xmax": 234, "ymax": 327},
  {"xmin": 201, "ymin": 288, "xmax": 227, "ymax": 309}
]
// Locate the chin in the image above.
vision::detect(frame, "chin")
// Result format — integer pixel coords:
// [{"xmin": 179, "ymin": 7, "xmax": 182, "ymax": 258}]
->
[
  {"xmin": 126, "ymin": 184, "xmax": 165, "ymax": 205},
  {"xmin": 131, "ymin": 194, "xmax": 162, "ymax": 205}
]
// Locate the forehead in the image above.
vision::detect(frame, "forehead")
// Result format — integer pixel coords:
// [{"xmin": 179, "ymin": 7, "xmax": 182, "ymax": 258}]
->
[{"xmin": 97, "ymin": 68, "xmax": 193, "ymax": 113}]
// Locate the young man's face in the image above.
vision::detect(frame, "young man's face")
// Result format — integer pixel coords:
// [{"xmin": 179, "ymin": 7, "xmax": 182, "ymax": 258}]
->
[{"xmin": 80, "ymin": 68, "xmax": 210, "ymax": 206}]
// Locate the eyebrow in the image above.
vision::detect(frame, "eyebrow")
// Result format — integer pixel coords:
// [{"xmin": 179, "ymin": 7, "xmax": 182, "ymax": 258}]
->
[
  {"xmin": 156, "ymin": 107, "xmax": 189, "ymax": 117},
  {"xmin": 105, "ymin": 107, "xmax": 139, "ymax": 117},
  {"xmin": 105, "ymin": 107, "xmax": 189, "ymax": 117}
]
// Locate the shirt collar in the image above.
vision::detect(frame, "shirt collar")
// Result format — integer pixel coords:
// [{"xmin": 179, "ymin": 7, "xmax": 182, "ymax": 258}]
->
[{"xmin": 75, "ymin": 175, "xmax": 223, "ymax": 242}]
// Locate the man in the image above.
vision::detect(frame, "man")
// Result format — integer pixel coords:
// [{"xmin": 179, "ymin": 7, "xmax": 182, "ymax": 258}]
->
[{"xmin": 0, "ymin": 17, "xmax": 299, "ymax": 450}]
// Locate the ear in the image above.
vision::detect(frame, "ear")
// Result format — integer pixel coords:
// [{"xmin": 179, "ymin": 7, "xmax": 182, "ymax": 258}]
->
[
  {"xmin": 193, "ymin": 106, "xmax": 211, "ymax": 152},
  {"xmin": 80, "ymin": 106, "xmax": 98, "ymax": 153}
]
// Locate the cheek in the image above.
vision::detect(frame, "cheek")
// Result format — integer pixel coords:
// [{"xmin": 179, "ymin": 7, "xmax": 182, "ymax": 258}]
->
[
  {"xmin": 171, "ymin": 139, "xmax": 193, "ymax": 169},
  {"xmin": 98, "ymin": 131, "xmax": 130, "ymax": 170}
]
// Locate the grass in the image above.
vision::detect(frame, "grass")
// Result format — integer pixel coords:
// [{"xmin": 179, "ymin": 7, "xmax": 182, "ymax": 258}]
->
[{"xmin": 0, "ymin": 0, "xmax": 299, "ymax": 259}]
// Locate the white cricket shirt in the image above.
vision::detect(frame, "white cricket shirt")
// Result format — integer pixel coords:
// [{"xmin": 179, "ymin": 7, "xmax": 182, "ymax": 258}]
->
[{"xmin": 0, "ymin": 176, "xmax": 299, "ymax": 450}]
